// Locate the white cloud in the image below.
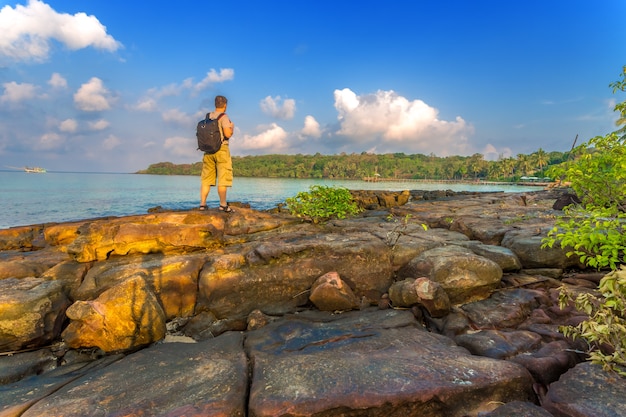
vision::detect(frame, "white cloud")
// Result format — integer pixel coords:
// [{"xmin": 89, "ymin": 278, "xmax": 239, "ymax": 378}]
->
[
  {"xmin": 161, "ymin": 108, "xmax": 198, "ymax": 126},
  {"xmin": 102, "ymin": 134, "xmax": 121, "ymax": 150},
  {"xmin": 0, "ymin": 81, "xmax": 38, "ymax": 102},
  {"xmin": 88, "ymin": 119, "xmax": 110, "ymax": 130},
  {"xmin": 74, "ymin": 77, "xmax": 113, "ymax": 111},
  {"xmin": 48, "ymin": 72, "xmax": 67, "ymax": 89},
  {"xmin": 164, "ymin": 136, "xmax": 197, "ymax": 158},
  {"xmin": 147, "ymin": 79, "xmax": 192, "ymax": 99},
  {"xmin": 59, "ymin": 118, "xmax": 77, "ymax": 132},
  {"xmin": 36, "ymin": 132, "xmax": 64, "ymax": 150},
  {"xmin": 193, "ymin": 68, "xmax": 235, "ymax": 93},
  {"xmin": 301, "ymin": 115, "xmax": 321, "ymax": 138},
  {"xmin": 260, "ymin": 95, "xmax": 296, "ymax": 120},
  {"xmin": 333, "ymin": 88, "xmax": 474, "ymax": 156},
  {"xmin": 132, "ymin": 98, "xmax": 158, "ymax": 112},
  {"xmin": 236, "ymin": 123, "xmax": 289, "ymax": 153},
  {"xmin": 0, "ymin": 0, "xmax": 121, "ymax": 62}
]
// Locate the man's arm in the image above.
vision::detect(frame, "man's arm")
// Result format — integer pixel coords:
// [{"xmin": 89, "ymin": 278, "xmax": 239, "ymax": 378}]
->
[{"xmin": 221, "ymin": 115, "xmax": 234, "ymax": 139}]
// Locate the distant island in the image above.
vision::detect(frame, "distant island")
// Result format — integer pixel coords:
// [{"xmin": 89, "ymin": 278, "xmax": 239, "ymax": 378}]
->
[{"xmin": 137, "ymin": 150, "xmax": 566, "ymax": 183}]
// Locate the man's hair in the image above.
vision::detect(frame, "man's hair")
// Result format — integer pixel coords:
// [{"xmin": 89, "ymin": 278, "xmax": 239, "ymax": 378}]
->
[{"xmin": 215, "ymin": 95, "xmax": 228, "ymax": 108}]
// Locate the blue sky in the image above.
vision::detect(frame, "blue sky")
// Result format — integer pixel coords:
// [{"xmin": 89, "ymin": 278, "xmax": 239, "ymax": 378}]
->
[{"xmin": 0, "ymin": 0, "xmax": 625, "ymax": 173}]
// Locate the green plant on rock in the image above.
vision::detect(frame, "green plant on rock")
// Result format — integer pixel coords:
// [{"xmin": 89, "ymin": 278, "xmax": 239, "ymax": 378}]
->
[
  {"xmin": 542, "ymin": 66, "xmax": 626, "ymax": 376},
  {"xmin": 558, "ymin": 267, "xmax": 626, "ymax": 376},
  {"xmin": 285, "ymin": 185, "xmax": 362, "ymax": 224}
]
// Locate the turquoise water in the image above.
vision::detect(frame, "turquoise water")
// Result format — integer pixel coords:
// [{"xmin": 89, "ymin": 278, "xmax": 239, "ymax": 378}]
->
[{"xmin": 0, "ymin": 171, "xmax": 540, "ymax": 229}]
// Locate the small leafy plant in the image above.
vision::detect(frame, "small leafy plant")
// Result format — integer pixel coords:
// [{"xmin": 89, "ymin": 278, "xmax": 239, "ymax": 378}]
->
[
  {"xmin": 286, "ymin": 185, "xmax": 362, "ymax": 223},
  {"xmin": 558, "ymin": 267, "xmax": 626, "ymax": 376}
]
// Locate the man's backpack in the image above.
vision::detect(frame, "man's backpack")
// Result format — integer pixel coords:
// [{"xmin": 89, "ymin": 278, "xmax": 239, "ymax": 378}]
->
[{"xmin": 196, "ymin": 113, "xmax": 225, "ymax": 154}]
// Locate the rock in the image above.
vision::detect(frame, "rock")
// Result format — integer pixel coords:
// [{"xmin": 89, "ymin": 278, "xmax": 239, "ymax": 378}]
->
[
  {"xmin": 454, "ymin": 329, "xmax": 542, "ymax": 360},
  {"xmin": 9, "ymin": 333, "xmax": 248, "ymax": 417},
  {"xmin": 0, "ymin": 348, "xmax": 57, "ymax": 385},
  {"xmin": 0, "ymin": 225, "xmax": 44, "ymax": 251},
  {"xmin": 450, "ymin": 216, "xmax": 514, "ymax": 245},
  {"xmin": 509, "ymin": 340, "xmax": 580, "ymax": 385},
  {"xmin": 38, "ymin": 260, "xmax": 90, "ymax": 300},
  {"xmin": 247, "ymin": 309, "xmax": 276, "ymax": 330},
  {"xmin": 62, "ymin": 276, "xmax": 166, "ymax": 352},
  {"xmin": 309, "ymin": 271, "xmax": 360, "ymax": 311},
  {"xmin": 0, "ymin": 249, "xmax": 70, "ymax": 280},
  {"xmin": 501, "ymin": 229, "xmax": 581, "ymax": 269},
  {"xmin": 0, "ymin": 355, "xmax": 124, "ymax": 417},
  {"xmin": 0, "ymin": 278, "xmax": 69, "ymax": 351},
  {"xmin": 384, "ymin": 226, "xmax": 469, "ymax": 270},
  {"xmin": 460, "ymin": 288, "xmax": 543, "ymax": 329},
  {"xmin": 398, "ymin": 245, "xmax": 503, "ymax": 304},
  {"xmin": 552, "ymin": 193, "xmax": 581, "ymax": 210},
  {"xmin": 73, "ymin": 253, "xmax": 208, "ymax": 319},
  {"xmin": 388, "ymin": 277, "xmax": 450, "ymax": 317},
  {"xmin": 63, "ymin": 209, "xmax": 292, "ymax": 262},
  {"xmin": 182, "ymin": 310, "xmax": 246, "ymax": 340},
  {"xmin": 198, "ymin": 231, "xmax": 393, "ymax": 318},
  {"xmin": 350, "ymin": 190, "xmax": 411, "ymax": 209},
  {"xmin": 459, "ymin": 240, "xmax": 522, "ymax": 272},
  {"xmin": 542, "ymin": 362, "xmax": 626, "ymax": 417},
  {"xmin": 246, "ymin": 309, "xmax": 535, "ymax": 417}
]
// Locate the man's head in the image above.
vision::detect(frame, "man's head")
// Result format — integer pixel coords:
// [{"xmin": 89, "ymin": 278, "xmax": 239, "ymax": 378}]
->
[{"xmin": 215, "ymin": 95, "xmax": 228, "ymax": 109}]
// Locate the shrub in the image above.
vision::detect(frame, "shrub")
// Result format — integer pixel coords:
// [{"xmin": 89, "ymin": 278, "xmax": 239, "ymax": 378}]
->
[
  {"xmin": 542, "ymin": 66, "xmax": 626, "ymax": 376},
  {"xmin": 285, "ymin": 185, "xmax": 362, "ymax": 223},
  {"xmin": 558, "ymin": 267, "xmax": 626, "ymax": 376}
]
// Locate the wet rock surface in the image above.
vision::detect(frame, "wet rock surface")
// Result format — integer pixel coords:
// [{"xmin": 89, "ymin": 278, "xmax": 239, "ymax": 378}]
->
[{"xmin": 0, "ymin": 188, "xmax": 625, "ymax": 416}]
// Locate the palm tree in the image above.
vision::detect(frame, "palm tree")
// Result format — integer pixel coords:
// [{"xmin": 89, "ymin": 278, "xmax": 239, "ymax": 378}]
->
[{"xmin": 533, "ymin": 148, "xmax": 549, "ymax": 173}]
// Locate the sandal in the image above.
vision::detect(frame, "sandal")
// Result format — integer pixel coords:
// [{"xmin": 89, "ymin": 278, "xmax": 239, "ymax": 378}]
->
[
  {"xmin": 219, "ymin": 204, "xmax": 234, "ymax": 213},
  {"xmin": 199, "ymin": 205, "xmax": 207, "ymax": 211}
]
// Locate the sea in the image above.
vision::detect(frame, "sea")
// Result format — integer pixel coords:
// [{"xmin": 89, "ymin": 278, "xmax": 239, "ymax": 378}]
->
[{"xmin": 0, "ymin": 170, "xmax": 543, "ymax": 230}]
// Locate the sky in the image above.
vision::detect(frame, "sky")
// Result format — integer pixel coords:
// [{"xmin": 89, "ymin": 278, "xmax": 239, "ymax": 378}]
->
[{"xmin": 0, "ymin": 0, "xmax": 625, "ymax": 173}]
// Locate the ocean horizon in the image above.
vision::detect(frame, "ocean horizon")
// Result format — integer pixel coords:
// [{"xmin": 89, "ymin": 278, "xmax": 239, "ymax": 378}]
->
[{"xmin": 0, "ymin": 170, "xmax": 542, "ymax": 230}]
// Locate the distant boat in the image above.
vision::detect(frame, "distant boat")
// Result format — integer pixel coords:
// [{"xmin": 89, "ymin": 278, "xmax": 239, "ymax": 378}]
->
[{"xmin": 24, "ymin": 166, "xmax": 46, "ymax": 173}]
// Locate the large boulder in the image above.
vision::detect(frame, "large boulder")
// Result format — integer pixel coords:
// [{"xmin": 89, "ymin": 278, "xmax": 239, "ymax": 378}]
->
[
  {"xmin": 72, "ymin": 252, "xmax": 209, "ymax": 319},
  {"xmin": 0, "ymin": 277, "xmax": 69, "ymax": 351},
  {"xmin": 246, "ymin": 309, "xmax": 535, "ymax": 417},
  {"xmin": 198, "ymin": 231, "xmax": 393, "ymax": 318},
  {"xmin": 0, "ymin": 249, "xmax": 70, "ymax": 280},
  {"xmin": 8, "ymin": 333, "xmax": 248, "ymax": 417},
  {"xmin": 542, "ymin": 362, "xmax": 626, "ymax": 417},
  {"xmin": 397, "ymin": 245, "xmax": 503, "ymax": 304},
  {"xmin": 501, "ymin": 229, "xmax": 581, "ymax": 269},
  {"xmin": 63, "ymin": 209, "xmax": 292, "ymax": 262},
  {"xmin": 62, "ymin": 276, "xmax": 166, "ymax": 352},
  {"xmin": 0, "ymin": 225, "xmax": 44, "ymax": 251}
]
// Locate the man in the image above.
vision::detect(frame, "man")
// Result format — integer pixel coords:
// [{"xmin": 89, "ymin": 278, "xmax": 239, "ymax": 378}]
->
[{"xmin": 199, "ymin": 95, "xmax": 235, "ymax": 212}]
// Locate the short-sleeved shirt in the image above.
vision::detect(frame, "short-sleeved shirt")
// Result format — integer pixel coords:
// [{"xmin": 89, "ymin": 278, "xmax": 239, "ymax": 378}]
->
[{"xmin": 209, "ymin": 111, "xmax": 234, "ymax": 140}]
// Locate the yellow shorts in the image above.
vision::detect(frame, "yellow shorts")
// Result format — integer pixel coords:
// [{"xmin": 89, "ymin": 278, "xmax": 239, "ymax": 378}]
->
[{"xmin": 200, "ymin": 143, "xmax": 233, "ymax": 187}]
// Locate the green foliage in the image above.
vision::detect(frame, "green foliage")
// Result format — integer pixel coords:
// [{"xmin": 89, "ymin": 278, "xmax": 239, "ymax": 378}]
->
[
  {"xmin": 542, "ymin": 66, "xmax": 626, "ymax": 376},
  {"xmin": 544, "ymin": 206, "xmax": 626, "ymax": 270},
  {"xmin": 137, "ymin": 149, "xmax": 570, "ymax": 182},
  {"xmin": 285, "ymin": 185, "xmax": 362, "ymax": 223},
  {"xmin": 542, "ymin": 131, "xmax": 626, "ymax": 270},
  {"xmin": 558, "ymin": 267, "xmax": 626, "ymax": 376}
]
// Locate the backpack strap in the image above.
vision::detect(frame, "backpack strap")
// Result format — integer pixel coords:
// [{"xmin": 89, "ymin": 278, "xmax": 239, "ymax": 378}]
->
[{"xmin": 216, "ymin": 113, "xmax": 226, "ymax": 141}]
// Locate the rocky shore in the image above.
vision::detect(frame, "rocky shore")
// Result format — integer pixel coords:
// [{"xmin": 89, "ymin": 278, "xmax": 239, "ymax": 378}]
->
[{"xmin": 1, "ymin": 189, "xmax": 625, "ymax": 417}]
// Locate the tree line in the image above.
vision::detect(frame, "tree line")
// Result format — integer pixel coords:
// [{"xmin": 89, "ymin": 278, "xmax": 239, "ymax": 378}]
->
[{"xmin": 136, "ymin": 148, "xmax": 568, "ymax": 182}]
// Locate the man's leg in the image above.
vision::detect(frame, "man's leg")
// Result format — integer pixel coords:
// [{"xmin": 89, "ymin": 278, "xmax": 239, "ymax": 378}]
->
[
  {"xmin": 200, "ymin": 183, "xmax": 211, "ymax": 207},
  {"xmin": 217, "ymin": 185, "xmax": 227, "ymax": 207}
]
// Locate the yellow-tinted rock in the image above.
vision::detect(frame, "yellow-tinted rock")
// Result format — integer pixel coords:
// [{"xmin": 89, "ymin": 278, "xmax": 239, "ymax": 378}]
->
[{"xmin": 62, "ymin": 276, "xmax": 166, "ymax": 352}]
